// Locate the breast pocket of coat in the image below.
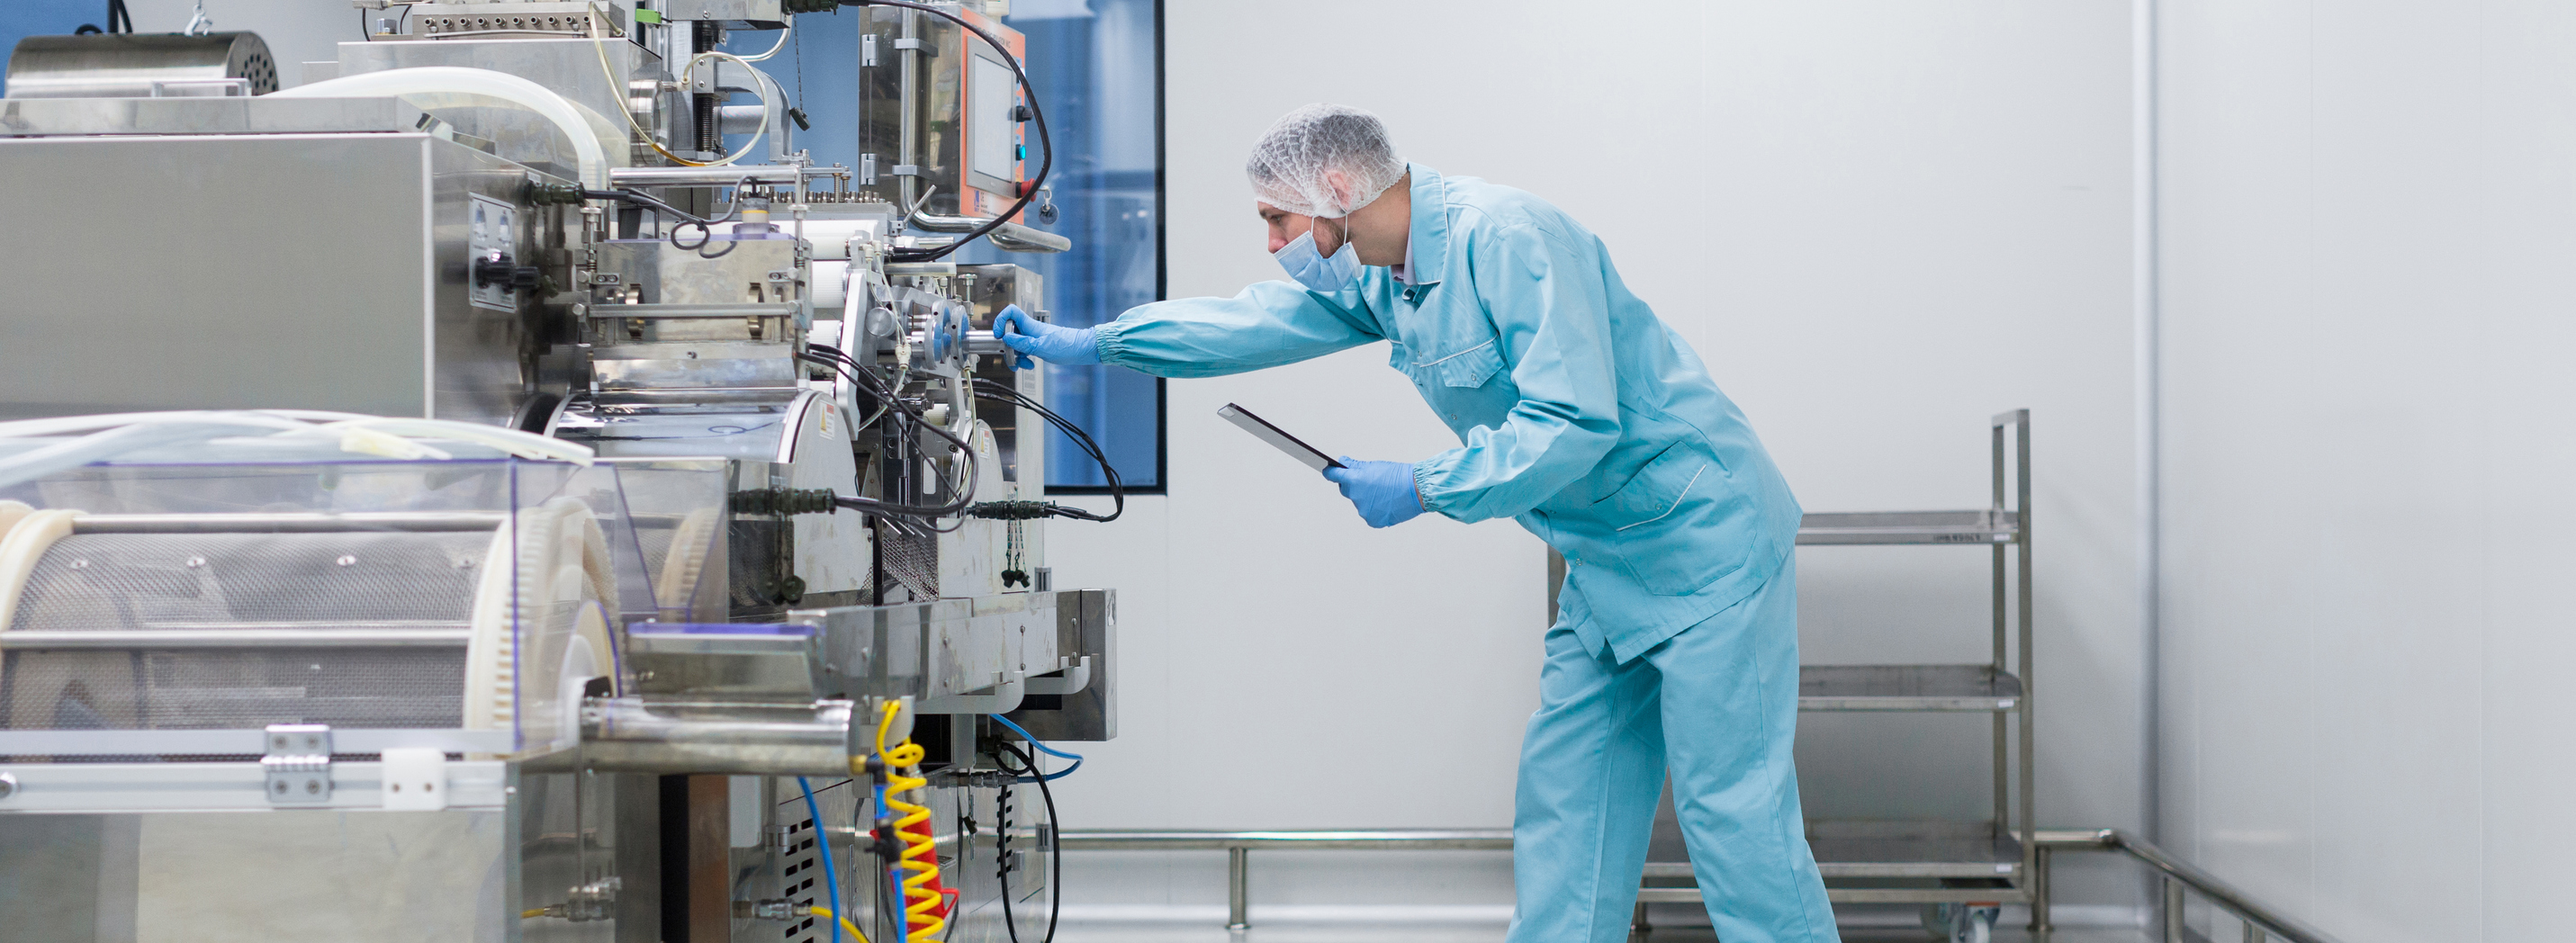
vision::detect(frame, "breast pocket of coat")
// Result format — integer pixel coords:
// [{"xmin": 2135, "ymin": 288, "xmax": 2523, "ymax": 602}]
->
[
  {"xmin": 1408, "ymin": 337, "xmax": 1505, "ymax": 389},
  {"xmin": 1595, "ymin": 443, "xmax": 1748, "ymax": 596}
]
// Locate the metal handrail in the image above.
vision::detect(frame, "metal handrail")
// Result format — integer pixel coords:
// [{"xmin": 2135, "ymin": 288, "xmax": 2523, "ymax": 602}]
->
[
  {"xmin": 2033, "ymin": 830, "xmax": 2344, "ymax": 943},
  {"xmin": 1059, "ymin": 829, "xmax": 1511, "ymax": 850},
  {"xmin": 1060, "ymin": 830, "xmax": 1510, "ymax": 930},
  {"xmin": 1062, "ymin": 826, "xmax": 2346, "ymax": 943}
]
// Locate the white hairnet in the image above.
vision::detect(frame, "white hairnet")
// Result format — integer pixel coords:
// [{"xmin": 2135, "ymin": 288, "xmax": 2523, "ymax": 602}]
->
[{"xmin": 1245, "ymin": 103, "xmax": 1408, "ymax": 219}]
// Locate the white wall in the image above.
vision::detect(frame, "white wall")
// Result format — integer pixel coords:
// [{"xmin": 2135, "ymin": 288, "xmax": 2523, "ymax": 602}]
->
[
  {"xmin": 1047, "ymin": 0, "xmax": 2148, "ymax": 920},
  {"xmin": 2153, "ymin": 3, "xmax": 2576, "ymax": 941},
  {"xmin": 148, "ymin": 0, "xmax": 2152, "ymax": 922}
]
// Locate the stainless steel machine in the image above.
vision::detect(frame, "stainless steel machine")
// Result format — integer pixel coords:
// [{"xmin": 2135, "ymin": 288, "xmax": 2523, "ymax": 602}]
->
[{"xmin": 0, "ymin": 4, "xmax": 1117, "ymax": 940}]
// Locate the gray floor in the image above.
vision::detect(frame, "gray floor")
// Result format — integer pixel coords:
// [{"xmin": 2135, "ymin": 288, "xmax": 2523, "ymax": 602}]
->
[{"xmin": 1054, "ymin": 915, "xmax": 2154, "ymax": 943}]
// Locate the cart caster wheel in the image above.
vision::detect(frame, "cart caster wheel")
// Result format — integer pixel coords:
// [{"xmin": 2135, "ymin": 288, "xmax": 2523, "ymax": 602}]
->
[{"xmin": 1923, "ymin": 903, "xmax": 2001, "ymax": 943}]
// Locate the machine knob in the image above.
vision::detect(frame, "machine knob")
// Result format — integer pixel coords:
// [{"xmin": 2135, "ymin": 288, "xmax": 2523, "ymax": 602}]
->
[{"xmin": 473, "ymin": 253, "xmax": 544, "ymax": 292}]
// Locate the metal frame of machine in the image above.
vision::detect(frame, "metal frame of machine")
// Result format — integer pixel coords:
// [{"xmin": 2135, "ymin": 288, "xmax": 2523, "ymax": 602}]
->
[{"xmin": 0, "ymin": 3, "xmax": 1116, "ymax": 941}]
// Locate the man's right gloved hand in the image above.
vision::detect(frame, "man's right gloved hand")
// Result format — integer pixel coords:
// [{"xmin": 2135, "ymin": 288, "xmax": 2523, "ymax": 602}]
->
[{"xmin": 993, "ymin": 304, "xmax": 1100, "ymax": 370}]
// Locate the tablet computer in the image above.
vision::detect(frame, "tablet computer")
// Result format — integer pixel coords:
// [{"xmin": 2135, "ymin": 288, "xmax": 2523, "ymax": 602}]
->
[{"xmin": 1218, "ymin": 403, "xmax": 1344, "ymax": 472}]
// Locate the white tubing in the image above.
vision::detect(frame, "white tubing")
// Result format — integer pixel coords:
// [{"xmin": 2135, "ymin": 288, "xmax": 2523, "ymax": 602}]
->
[
  {"xmin": 0, "ymin": 410, "xmax": 595, "ymax": 478},
  {"xmin": 277, "ymin": 418, "xmax": 596, "ymax": 466},
  {"xmin": 272, "ymin": 67, "xmax": 614, "ymax": 188},
  {"xmin": 0, "ymin": 418, "xmax": 306, "ymax": 494},
  {"xmin": 0, "ymin": 409, "xmax": 347, "ymax": 440}
]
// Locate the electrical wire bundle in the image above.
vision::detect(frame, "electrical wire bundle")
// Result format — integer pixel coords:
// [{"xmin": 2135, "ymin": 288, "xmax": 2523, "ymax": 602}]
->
[
  {"xmin": 969, "ymin": 378, "xmax": 1123, "ymax": 523},
  {"xmin": 837, "ymin": 0, "xmax": 1054, "ymax": 264},
  {"xmin": 797, "ymin": 343, "xmax": 982, "ymax": 533}
]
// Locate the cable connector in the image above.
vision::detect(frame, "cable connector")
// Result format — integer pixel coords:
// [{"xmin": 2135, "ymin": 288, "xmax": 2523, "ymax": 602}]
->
[
  {"xmin": 527, "ymin": 181, "xmax": 587, "ymax": 206},
  {"xmin": 941, "ymin": 768, "xmax": 1018, "ymax": 789},
  {"xmin": 968, "ymin": 500, "xmax": 1059, "ymax": 520},
  {"xmin": 731, "ymin": 487, "xmax": 839, "ymax": 516}
]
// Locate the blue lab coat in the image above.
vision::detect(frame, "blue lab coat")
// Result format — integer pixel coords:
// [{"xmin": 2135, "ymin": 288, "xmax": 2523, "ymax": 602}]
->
[{"xmin": 1094, "ymin": 164, "xmax": 1838, "ymax": 942}]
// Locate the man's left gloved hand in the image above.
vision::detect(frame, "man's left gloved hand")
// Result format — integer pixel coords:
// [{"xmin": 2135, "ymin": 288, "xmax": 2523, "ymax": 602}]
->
[
  {"xmin": 1321, "ymin": 457, "xmax": 1427, "ymax": 528},
  {"xmin": 994, "ymin": 304, "xmax": 1101, "ymax": 370}
]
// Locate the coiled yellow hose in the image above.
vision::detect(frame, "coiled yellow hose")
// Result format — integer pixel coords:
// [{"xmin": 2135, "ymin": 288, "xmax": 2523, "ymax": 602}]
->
[{"xmin": 866, "ymin": 701, "xmax": 946, "ymax": 943}]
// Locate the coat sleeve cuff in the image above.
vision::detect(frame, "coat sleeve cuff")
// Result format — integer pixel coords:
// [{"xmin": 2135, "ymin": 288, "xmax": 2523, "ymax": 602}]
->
[
  {"xmin": 1090, "ymin": 320, "xmax": 1127, "ymax": 365},
  {"xmin": 1411, "ymin": 459, "xmax": 1445, "ymax": 516}
]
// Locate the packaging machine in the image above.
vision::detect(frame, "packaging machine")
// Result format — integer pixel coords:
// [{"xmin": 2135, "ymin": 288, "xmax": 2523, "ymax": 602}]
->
[{"xmin": 0, "ymin": 4, "xmax": 1114, "ymax": 940}]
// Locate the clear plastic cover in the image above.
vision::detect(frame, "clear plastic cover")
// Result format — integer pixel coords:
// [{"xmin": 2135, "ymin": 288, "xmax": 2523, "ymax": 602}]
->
[{"xmin": 0, "ymin": 455, "xmax": 657, "ymax": 756}]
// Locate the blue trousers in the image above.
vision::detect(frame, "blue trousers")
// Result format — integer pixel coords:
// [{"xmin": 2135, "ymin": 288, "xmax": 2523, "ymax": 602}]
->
[{"xmin": 1507, "ymin": 561, "xmax": 1838, "ymax": 943}]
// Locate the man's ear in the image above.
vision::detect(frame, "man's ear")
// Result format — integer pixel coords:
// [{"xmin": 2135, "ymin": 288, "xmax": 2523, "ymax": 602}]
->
[{"xmin": 1320, "ymin": 168, "xmax": 1355, "ymax": 213}]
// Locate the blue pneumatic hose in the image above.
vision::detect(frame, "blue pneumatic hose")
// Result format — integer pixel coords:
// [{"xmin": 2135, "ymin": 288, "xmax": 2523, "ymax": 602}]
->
[
  {"xmin": 797, "ymin": 777, "xmax": 843, "ymax": 943},
  {"xmin": 986, "ymin": 713, "xmax": 1084, "ymax": 781}
]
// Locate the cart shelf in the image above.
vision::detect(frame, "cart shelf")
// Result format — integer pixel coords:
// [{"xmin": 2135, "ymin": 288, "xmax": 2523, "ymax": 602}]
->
[
  {"xmin": 1799, "ymin": 664, "xmax": 2023, "ymax": 712},
  {"xmin": 1797, "ymin": 509, "xmax": 2020, "ymax": 545}
]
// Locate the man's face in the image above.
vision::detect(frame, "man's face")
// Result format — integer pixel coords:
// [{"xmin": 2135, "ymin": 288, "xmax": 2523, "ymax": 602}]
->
[{"xmin": 1257, "ymin": 202, "xmax": 1347, "ymax": 257}]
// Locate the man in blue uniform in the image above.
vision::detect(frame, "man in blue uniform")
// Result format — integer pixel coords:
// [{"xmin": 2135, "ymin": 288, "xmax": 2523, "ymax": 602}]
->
[{"xmin": 995, "ymin": 103, "xmax": 1838, "ymax": 943}]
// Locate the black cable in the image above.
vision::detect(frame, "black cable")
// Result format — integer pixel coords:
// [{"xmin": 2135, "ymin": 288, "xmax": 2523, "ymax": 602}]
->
[
  {"xmin": 800, "ymin": 344, "xmax": 982, "ymax": 520},
  {"xmin": 838, "ymin": 0, "xmax": 1053, "ymax": 263},
  {"xmin": 109, "ymin": 0, "xmax": 133, "ymax": 34},
  {"xmin": 994, "ymin": 741, "xmax": 1061, "ymax": 943},
  {"xmin": 995, "ymin": 775, "xmax": 1021, "ymax": 943},
  {"xmin": 577, "ymin": 184, "xmax": 750, "ymax": 256},
  {"xmin": 960, "ymin": 383, "xmax": 1117, "ymax": 523},
  {"xmin": 581, "ymin": 187, "xmax": 704, "ymax": 223},
  {"xmin": 972, "ymin": 379, "xmax": 1122, "ymax": 522}
]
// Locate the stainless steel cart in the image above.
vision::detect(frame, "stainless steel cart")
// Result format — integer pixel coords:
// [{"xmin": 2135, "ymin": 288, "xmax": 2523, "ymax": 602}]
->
[{"xmin": 1632, "ymin": 409, "xmax": 2037, "ymax": 931}]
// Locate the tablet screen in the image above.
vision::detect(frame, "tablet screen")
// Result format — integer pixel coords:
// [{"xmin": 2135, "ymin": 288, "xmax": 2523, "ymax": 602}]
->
[{"xmin": 1218, "ymin": 404, "xmax": 1344, "ymax": 472}]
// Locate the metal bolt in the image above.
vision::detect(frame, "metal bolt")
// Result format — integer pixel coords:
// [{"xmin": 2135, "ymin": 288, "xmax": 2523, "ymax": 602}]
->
[
  {"xmin": 304, "ymin": 779, "xmax": 321, "ymax": 795},
  {"xmin": 0, "ymin": 771, "xmax": 17, "ymax": 799},
  {"xmin": 335, "ymin": 554, "xmax": 357, "ymax": 567}
]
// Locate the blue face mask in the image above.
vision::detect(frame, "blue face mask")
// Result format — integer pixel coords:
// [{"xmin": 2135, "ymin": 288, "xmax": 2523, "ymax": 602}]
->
[{"xmin": 1274, "ymin": 220, "xmax": 1361, "ymax": 293}]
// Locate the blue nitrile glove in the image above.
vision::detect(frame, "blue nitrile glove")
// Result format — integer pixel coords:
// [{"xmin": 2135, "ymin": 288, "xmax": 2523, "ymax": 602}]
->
[
  {"xmin": 1321, "ymin": 457, "xmax": 1427, "ymax": 528},
  {"xmin": 994, "ymin": 304, "xmax": 1100, "ymax": 370}
]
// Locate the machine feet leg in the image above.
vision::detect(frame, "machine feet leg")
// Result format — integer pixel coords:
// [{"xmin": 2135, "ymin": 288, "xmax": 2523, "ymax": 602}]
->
[
  {"xmin": 1227, "ymin": 847, "xmax": 1250, "ymax": 931},
  {"xmin": 2031, "ymin": 845, "xmax": 2053, "ymax": 940},
  {"xmin": 2164, "ymin": 876, "xmax": 2187, "ymax": 943}
]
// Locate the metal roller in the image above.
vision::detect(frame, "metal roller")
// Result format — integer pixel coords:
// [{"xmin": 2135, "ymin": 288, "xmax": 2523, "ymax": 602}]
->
[{"xmin": 4, "ymin": 32, "xmax": 278, "ymax": 99}]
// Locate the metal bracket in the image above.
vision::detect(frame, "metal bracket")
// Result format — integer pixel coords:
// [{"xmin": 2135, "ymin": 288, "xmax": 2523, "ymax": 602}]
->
[
  {"xmin": 915, "ymin": 671, "xmax": 1025, "ymax": 714},
  {"xmin": 860, "ymin": 154, "xmax": 878, "ymax": 185},
  {"xmin": 889, "ymin": 164, "xmax": 923, "ymax": 178},
  {"xmin": 149, "ymin": 77, "xmax": 249, "ymax": 98},
  {"xmin": 1022, "ymin": 656, "xmax": 1092, "ymax": 696},
  {"xmin": 262, "ymin": 723, "xmax": 332, "ymax": 804},
  {"xmin": 893, "ymin": 37, "xmax": 932, "ymax": 53},
  {"xmin": 860, "ymin": 34, "xmax": 878, "ymax": 67}
]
